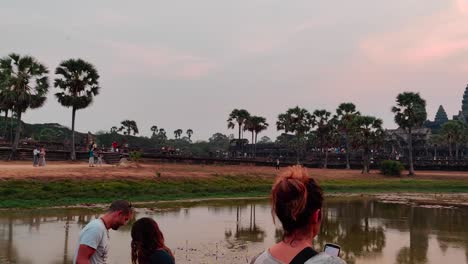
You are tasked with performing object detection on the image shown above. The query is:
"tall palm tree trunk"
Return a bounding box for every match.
[2,110,8,138]
[448,141,453,158]
[251,131,254,156]
[324,147,329,169]
[71,108,76,160]
[408,128,415,176]
[10,111,22,160]
[361,150,367,174]
[345,133,351,169]
[254,132,258,158]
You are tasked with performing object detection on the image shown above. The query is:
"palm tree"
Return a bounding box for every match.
[119,120,139,135]
[150,125,158,137]
[243,118,255,152]
[350,116,384,174]
[312,109,337,168]
[392,92,427,175]
[439,120,468,159]
[0,86,13,139]
[54,59,100,160]
[159,128,166,139]
[186,129,193,141]
[277,106,313,163]
[0,53,49,159]
[174,129,183,139]
[227,109,251,142]
[248,116,269,157]
[336,103,360,169]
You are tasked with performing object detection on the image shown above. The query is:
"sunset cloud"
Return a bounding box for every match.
[108,42,217,80]
[359,0,468,69]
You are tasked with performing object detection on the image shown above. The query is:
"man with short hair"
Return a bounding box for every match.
[73,200,133,264]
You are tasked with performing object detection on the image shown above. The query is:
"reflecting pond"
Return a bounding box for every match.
[0,197,467,264]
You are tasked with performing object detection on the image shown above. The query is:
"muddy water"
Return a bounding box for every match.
[0,197,467,264]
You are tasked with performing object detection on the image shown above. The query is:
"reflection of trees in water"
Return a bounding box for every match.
[225,204,266,249]
[0,217,22,264]
[423,206,468,264]
[392,206,430,264]
[0,210,101,264]
[363,200,468,264]
[316,199,385,264]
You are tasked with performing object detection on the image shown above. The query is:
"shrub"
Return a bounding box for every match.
[129,151,143,163]
[380,160,404,176]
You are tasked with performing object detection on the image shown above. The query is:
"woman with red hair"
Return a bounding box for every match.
[251,166,346,264]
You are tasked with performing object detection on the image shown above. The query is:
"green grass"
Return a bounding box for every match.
[0,176,467,208]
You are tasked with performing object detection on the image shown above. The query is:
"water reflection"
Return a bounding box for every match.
[0,198,466,264]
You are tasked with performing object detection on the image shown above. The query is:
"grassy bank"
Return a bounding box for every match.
[1,176,468,208]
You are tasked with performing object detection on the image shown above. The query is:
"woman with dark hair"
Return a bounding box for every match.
[131,217,175,264]
[251,166,346,264]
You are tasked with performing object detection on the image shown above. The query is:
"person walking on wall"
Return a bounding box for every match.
[33,146,40,167]
[39,147,46,167]
[89,147,95,167]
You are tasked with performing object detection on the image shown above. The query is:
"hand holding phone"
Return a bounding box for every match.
[324,243,340,257]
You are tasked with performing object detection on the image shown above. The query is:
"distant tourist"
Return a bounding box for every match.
[89,148,95,167]
[97,150,104,167]
[39,147,46,167]
[73,200,133,264]
[250,166,346,264]
[275,158,280,170]
[112,141,118,152]
[33,147,40,167]
[131,217,175,264]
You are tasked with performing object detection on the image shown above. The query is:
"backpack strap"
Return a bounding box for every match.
[289,247,318,264]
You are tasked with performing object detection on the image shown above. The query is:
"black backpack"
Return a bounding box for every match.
[289,247,318,264]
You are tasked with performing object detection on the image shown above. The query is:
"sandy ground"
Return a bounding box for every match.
[1,160,468,181]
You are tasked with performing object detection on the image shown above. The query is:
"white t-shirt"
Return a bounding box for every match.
[73,218,109,264]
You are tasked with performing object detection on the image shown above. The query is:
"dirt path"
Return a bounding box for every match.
[1,161,468,181]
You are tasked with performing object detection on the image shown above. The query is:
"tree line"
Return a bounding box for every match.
[1,53,466,174]
[0,54,100,160]
[227,92,467,175]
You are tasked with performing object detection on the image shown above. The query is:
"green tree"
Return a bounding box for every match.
[208,132,230,152]
[174,129,183,139]
[110,126,118,133]
[350,116,384,174]
[392,92,427,175]
[227,109,251,142]
[150,125,158,137]
[0,53,49,159]
[119,120,139,135]
[277,106,313,163]
[0,80,13,139]
[312,109,338,168]
[157,128,167,142]
[336,102,360,169]
[439,120,468,159]
[186,129,193,141]
[54,58,100,160]
[252,116,268,157]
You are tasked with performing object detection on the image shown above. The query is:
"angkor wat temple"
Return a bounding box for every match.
[383,85,468,160]
[424,84,468,132]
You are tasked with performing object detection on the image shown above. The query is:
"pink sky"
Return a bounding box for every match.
[1,0,467,139]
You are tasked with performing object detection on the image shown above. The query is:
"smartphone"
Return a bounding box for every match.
[324,243,341,257]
